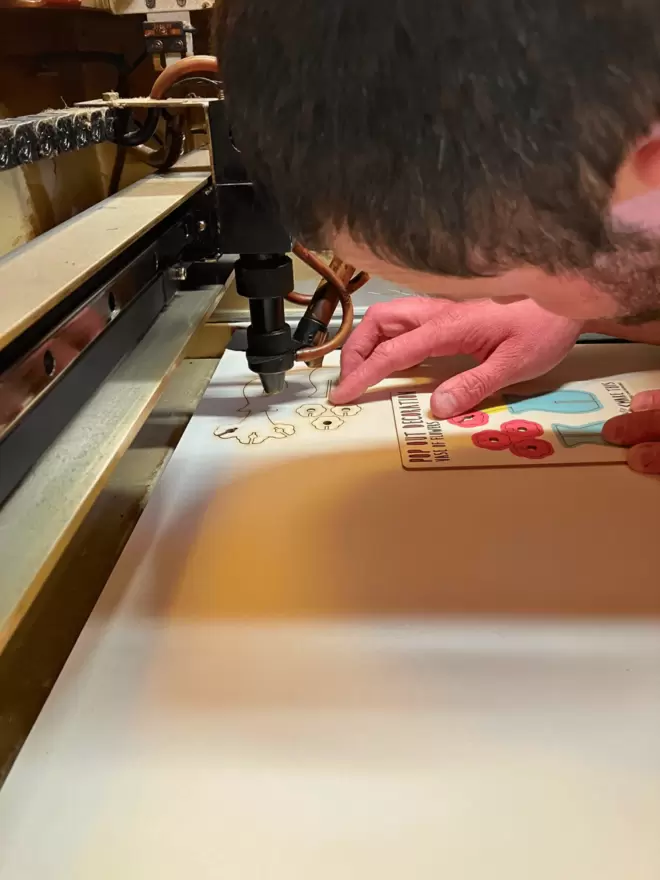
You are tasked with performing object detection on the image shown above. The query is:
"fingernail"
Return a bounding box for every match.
[631,391,660,412]
[432,391,458,418]
[328,385,344,404]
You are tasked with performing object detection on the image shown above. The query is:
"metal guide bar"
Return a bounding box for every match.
[0,282,226,652]
[0,161,210,350]
[0,218,187,454]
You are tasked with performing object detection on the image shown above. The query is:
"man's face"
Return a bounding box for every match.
[333,140,660,323]
[333,232,620,320]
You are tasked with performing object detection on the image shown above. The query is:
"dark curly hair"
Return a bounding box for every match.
[214,0,660,309]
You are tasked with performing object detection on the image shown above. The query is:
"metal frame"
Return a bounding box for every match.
[0,280,228,652]
[0,183,220,507]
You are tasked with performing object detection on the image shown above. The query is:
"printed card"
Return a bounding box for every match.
[391,371,660,469]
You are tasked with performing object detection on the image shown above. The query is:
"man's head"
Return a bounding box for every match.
[214,0,660,321]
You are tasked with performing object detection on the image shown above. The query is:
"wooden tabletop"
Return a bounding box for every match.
[1,343,660,879]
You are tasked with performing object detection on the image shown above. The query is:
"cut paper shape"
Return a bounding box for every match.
[509,438,555,460]
[296,403,328,419]
[472,427,555,460]
[500,419,544,438]
[472,430,512,451]
[312,415,344,431]
[552,421,611,448]
[448,411,489,428]
[504,389,603,415]
[331,404,362,418]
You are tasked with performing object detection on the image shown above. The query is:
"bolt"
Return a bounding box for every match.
[169,265,187,282]
[151,39,164,52]
[197,220,207,233]
[176,0,186,6]
[144,0,155,7]
[172,39,185,51]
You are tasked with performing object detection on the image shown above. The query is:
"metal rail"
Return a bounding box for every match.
[0,281,226,651]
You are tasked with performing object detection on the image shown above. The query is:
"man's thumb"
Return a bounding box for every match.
[430,360,515,419]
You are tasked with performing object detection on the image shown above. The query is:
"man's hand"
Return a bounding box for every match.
[330,298,583,417]
[602,391,660,474]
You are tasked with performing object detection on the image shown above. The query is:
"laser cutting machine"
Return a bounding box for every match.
[0,56,378,624]
[3,41,660,880]
[0,47,412,789]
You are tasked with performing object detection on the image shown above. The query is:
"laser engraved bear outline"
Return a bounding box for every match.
[215,368,362,445]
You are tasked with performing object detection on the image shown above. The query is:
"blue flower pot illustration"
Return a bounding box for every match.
[504,389,603,415]
[552,421,612,448]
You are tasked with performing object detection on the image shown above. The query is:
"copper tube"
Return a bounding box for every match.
[292,243,358,361]
[298,258,354,367]
[129,122,184,172]
[287,256,349,306]
[287,268,368,306]
[149,56,220,99]
[147,57,219,172]
[285,290,313,306]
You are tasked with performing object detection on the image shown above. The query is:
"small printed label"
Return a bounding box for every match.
[391,391,452,469]
[389,376,651,471]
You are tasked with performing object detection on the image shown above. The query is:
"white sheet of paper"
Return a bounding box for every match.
[208,352,400,461]
[209,352,660,471]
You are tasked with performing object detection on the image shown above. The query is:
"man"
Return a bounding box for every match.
[214,0,660,473]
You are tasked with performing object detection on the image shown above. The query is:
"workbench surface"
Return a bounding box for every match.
[1,344,660,879]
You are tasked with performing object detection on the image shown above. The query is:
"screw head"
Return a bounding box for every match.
[144,0,155,7]
[197,220,207,233]
[169,265,187,282]
[176,0,186,6]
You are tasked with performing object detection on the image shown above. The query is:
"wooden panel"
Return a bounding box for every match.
[1,344,660,879]
[0,166,209,348]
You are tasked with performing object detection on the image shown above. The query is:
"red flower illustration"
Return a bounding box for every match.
[472,429,512,451]
[448,410,489,428]
[510,438,555,459]
[500,419,543,439]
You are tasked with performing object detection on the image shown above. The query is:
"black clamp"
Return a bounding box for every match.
[143,21,196,68]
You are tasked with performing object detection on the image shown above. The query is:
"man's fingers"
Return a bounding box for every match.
[631,390,660,412]
[339,313,388,379]
[430,349,520,418]
[602,409,660,446]
[627,443,660,474]
[339,299,446,378]
[331,323,441,404]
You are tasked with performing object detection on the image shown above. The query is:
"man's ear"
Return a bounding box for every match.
[632,126,660,189]
[613,126,660,203]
